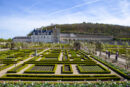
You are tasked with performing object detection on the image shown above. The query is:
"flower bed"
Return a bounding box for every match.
[0,82,129,87]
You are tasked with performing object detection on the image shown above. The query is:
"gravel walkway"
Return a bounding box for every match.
[71,64,79,75]
[17,64,33,74]
[96,51,126,63]
[0,48,49,77]
[88,55,125,80]
[55,64,62,74]
[59,52,63,61]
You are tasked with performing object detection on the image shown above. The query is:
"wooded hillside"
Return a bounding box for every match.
[29,22,130,37]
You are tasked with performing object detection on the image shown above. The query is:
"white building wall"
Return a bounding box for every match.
[30,35,53,42]
[13,39,30,42]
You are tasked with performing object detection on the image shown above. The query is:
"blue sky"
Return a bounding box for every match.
[0,0,130,39]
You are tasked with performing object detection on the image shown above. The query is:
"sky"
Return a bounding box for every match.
[0,0,130,39]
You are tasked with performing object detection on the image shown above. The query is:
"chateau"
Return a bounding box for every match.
[13,27,60,43]
[60,33,113,42]
[13,27,113,43]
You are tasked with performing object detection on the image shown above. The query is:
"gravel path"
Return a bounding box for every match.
[59,52,63,61]
[0,48,49,77]
[17,64,33,74]
[96,51,126,63]
[55,64,62,74]
[36,57,42,61]
[0,48,9,51]
[88,55,125,80]
[71,64,79,75]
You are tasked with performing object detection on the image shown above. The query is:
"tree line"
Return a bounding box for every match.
[31,22,130,38]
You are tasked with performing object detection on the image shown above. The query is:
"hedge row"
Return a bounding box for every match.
[69,50,78,58]
[91,55,130,80]
[0,77,120,81]
[25,61,88,64]
[62,50,70,61]
[1,74,120,81]
[43,53,60,58]
[62,64,73,74]
[7,64,28,73]
[24,64,57,74]
[80,50,127,76]
[0,64,14,71]
[0,64,6,69]
[5,74,118,77]
[77,64,110,74]
[79,50,91,59]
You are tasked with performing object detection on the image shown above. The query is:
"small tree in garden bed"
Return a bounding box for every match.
[74,42,81,51]
[123,42,130,69]
[96,42,104,57]
[125,50,130,70]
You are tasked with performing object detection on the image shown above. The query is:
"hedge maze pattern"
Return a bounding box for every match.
[0,49,129,81]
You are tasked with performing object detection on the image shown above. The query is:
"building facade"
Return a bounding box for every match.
[13,27,113,43]
[13,37,31,42]
[13,27,60,43]
[60,33,113,42]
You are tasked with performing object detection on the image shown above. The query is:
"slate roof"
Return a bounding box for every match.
[32,29,53,35]
[13,36,30,39]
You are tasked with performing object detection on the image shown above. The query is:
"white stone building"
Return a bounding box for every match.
[60,33,113,42]
[13,37,31,42]
[13,27,60,43]
[13,27,113,43]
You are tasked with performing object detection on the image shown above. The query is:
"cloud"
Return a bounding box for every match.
[0,0,130,39]
[46,0,102,16]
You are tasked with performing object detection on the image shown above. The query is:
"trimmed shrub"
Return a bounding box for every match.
[24,64,57,74]
[1,74,120,81]
[62,64,73,74]
[77,64,110,74]
[91,55,130,80]
[7,64,28,73]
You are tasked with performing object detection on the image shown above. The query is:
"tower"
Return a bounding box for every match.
[53,26,60,43]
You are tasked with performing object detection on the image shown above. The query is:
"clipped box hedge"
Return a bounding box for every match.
[77,64,110,74]
[91,55,130,80]
[0,64,14,71]
[24,64,57,74]
[1,74,120,81]
[62,64,73,74]
[7,64,28,73]
[25,61,88,64]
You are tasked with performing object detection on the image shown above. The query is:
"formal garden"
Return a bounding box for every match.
[0,42,129,86]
